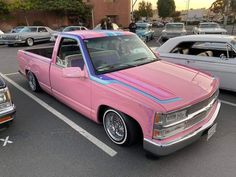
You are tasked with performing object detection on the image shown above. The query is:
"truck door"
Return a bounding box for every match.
[50,37,92,117]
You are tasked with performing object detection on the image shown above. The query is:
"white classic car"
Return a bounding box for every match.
[193,22,227,34]
[155,35,236,91]
[161,23,187,40]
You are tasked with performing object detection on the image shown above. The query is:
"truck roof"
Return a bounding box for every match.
[64,30,133,39]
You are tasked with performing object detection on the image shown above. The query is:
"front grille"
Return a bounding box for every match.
[187,90,219,115]
[185,90,218,128]
[2,36,17,40]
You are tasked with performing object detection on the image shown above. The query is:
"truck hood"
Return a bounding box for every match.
[104,61,217,111]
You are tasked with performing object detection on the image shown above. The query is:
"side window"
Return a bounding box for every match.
[56,37,84,69]
[38,27,48,32]
[29,27,37,32]
[170,42,192,55]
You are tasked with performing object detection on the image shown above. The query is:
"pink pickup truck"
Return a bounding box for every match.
[17,30,221,156]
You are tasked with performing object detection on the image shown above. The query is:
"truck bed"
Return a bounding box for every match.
[24,46,54,59]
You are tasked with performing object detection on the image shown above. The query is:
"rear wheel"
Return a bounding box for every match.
[103,109,138,146]
[26,38,34,46]
[27,71,40,92]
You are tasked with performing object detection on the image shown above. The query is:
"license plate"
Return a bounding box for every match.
[207,123,217,141]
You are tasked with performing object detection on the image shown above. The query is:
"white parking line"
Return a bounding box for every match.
[0,73,117,157]
[220,100,236,107]
[4,72,19,76]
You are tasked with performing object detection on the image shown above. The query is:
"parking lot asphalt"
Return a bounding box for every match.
[0,40,236,177]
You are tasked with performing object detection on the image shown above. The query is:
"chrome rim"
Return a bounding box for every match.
[28,72,36,91]
[27,38,33,46]
[103,110,126,143]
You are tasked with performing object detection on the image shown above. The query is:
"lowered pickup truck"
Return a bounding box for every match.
[17,30,221,156]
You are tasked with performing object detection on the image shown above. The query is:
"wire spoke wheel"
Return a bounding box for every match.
[103,109,127,144]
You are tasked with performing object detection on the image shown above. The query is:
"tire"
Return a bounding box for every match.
[27,71,40,92]
[103,109,138,146]
[26,38,34,46]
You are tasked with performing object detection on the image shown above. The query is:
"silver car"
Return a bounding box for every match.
[0,26,55,46]
[161,23,187,40]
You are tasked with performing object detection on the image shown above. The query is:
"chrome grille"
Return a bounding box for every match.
[2,35,17,40]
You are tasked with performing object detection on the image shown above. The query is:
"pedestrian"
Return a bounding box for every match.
[129,19,137,33]
[101,18,107,30]
[107,17,113,30]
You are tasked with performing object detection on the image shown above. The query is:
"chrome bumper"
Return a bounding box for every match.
[0,104,16,124]
[144,101,221,156]
[0,40,25,45]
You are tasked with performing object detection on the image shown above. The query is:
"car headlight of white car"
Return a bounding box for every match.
[0,87,13,111]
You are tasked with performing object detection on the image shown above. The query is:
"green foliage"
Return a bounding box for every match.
[157,0,176,18]
[0,0,10,15]
[210,0,236,14]
[137,0,153,18]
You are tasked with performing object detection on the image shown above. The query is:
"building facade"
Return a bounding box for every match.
[83,0,131,28]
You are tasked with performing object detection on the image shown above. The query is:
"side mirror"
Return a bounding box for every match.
[220,54,227,60]
[62,67,86,78]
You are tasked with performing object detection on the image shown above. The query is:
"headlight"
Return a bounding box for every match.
[0,88,12,110]
[153,110,187,139]
[15,36,19,40]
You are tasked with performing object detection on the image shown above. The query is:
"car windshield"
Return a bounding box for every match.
[166,24,183,29]
[19,27,37,33]
[136,24,149,30]
[63,27,80,32]
[11,27,24,33]
[84,35,158,74]
[199,24,220,28]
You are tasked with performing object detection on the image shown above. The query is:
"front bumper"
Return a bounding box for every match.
[0,40,25,45]
[144,101,221,156]
[0,104,16,125]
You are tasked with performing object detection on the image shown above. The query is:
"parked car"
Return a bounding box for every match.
[135,22,155,42]
[152,20,164,28]
[155,35,236,91]
[0,26,55,47]
[17,30,220,156]
[193,22,227,34]
[93,23,120,30]
[50,26,88,42]
[0,76,16,128]
[161,23,187,41]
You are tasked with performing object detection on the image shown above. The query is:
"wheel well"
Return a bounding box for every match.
[97,105,143,140]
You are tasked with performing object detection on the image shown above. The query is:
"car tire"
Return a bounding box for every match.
[103,109,138,146]
[27,71,40,92]
[26,38,34,46]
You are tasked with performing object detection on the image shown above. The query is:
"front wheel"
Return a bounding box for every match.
[103,109,138,146]
[27,71,40,92]
[26,38,34,46]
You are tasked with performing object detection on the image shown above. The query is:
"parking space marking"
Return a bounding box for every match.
[0,136,13,147]
[220,100,236,107]
[4,72,19,76]
[0,73,117,157]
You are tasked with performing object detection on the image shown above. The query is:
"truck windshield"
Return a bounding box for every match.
[84,35,158,74]
[199,24,220,28]
[166,24,184,30]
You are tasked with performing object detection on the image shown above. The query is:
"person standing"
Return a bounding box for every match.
[129,19,137,33]
[101,18,107,30]
[107,17,113,30]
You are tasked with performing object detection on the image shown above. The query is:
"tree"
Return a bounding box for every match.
[210,0,236,14]
[157,0,176,18]
[137,1,153,19]
[0,0,10,19]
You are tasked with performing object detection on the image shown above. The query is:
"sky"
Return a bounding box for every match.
[134,0,216,10]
